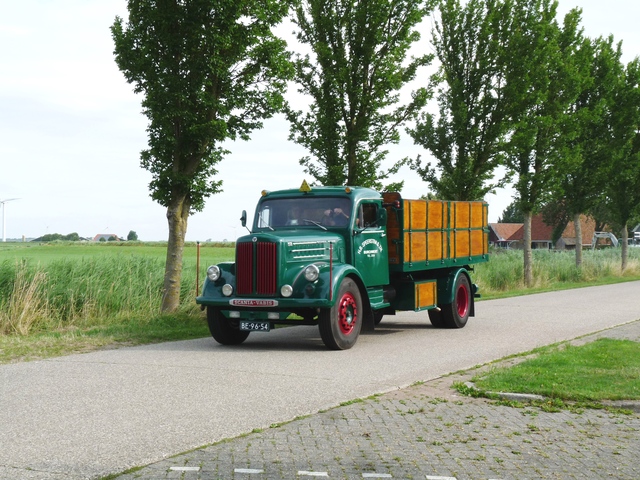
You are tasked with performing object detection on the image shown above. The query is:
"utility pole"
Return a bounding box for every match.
[1,198,20,242]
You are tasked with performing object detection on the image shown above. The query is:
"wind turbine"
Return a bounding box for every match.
[1,198,20,242]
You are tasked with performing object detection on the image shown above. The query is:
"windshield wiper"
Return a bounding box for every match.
[303,219,327,231]
[257,212,274,231]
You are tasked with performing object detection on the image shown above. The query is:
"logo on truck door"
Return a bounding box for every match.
[357,238,383,258]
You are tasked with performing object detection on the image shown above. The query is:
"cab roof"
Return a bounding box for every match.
[258,185,382,202]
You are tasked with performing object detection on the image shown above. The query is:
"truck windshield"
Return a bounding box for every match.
[255,197,353,230]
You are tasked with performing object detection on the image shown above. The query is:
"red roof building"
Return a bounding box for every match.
[490,214,598,250]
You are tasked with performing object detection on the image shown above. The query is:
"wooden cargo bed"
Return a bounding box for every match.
[383,192,489,272]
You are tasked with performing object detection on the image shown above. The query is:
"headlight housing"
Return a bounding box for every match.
[304,264,320,282]
[222,284,233,296]
[207,265,221,281]
[280,284,293,297]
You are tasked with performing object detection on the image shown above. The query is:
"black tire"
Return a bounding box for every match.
[319,277,363,350]
[440,274,471,328]
[206,307,250,345]
[428,309,447,328]
[373,311,384,325]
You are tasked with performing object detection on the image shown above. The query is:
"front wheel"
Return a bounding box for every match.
[207,307,250,345]
[440,274,471,328]
[319,277,363,350]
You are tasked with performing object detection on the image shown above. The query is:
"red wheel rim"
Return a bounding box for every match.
[337,292,358,335]
[456,282,469,318]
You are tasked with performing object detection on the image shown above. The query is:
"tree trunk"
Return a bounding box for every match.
[574,213,582,269]
[621,223,629,272]
[162,194,190,312]
[523,210,533,287]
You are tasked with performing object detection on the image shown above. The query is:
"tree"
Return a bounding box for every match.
[63,232,80,241]
[287,0,435,190]
[408,0,513,200]
[127,230,139,241]
[554,35,622,268]
[604,57,640,271]
[498,201,524,223]
[502,1,585,287]
[112,0,293,312]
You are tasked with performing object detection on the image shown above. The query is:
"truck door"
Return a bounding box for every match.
[353,201,389,287]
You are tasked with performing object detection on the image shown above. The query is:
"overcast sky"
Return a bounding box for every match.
[1,1,639,242]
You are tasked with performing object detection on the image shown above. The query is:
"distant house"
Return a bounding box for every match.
[93,234,121,242]
[490,214,598,250]
[555,215,597,249]
[488,223,523,248]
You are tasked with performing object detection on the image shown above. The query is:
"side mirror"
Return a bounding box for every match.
[377,208,387,227]
[240,210,247,228]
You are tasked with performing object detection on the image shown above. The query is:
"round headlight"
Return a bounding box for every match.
[281,284,293,297]
[207,265,221,281]
[222,284,233,296]
[304,264,320,282]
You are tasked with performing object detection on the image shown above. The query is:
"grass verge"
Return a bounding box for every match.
[455,338,640,407]
[0,311,209,364]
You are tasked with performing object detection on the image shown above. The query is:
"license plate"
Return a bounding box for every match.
[239,321,270,332]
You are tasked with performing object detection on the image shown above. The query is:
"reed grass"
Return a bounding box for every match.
[0,254,203,336]
[474,247,640,297]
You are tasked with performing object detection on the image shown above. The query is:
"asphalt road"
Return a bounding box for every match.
[1,281,639,479]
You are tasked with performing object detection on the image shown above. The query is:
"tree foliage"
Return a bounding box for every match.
[498,201,524,223]
[35,233,81,242]
[287,0,435,190]
[501,1,585,285]
[604,57,640,270]
[112,0,293,311]
[409,0,512,200]
[552,36,622,267]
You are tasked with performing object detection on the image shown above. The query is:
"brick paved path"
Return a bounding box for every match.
[114,376,639,479]
[111,321,640,480]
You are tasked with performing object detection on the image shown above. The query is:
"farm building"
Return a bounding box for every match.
[490,214,599,250]
[92,234,122,242]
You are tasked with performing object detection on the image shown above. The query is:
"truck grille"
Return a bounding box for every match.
[236,241,277,296]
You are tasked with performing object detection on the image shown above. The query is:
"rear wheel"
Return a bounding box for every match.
[440,274,471,328]
[207,307,250,345]
[319,278,363,350]
[428,309,446,328]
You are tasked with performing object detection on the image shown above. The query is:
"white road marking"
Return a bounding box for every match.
[234,468,265,474]
[363,474,392,478]
[426,476,457,480]
[169,466,200,471]
[298,471,329,477]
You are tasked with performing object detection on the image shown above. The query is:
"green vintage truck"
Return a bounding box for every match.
[196,182,489,350]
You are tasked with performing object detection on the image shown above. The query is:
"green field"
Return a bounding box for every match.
[0,241,639,363]
[0,241,234,266]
